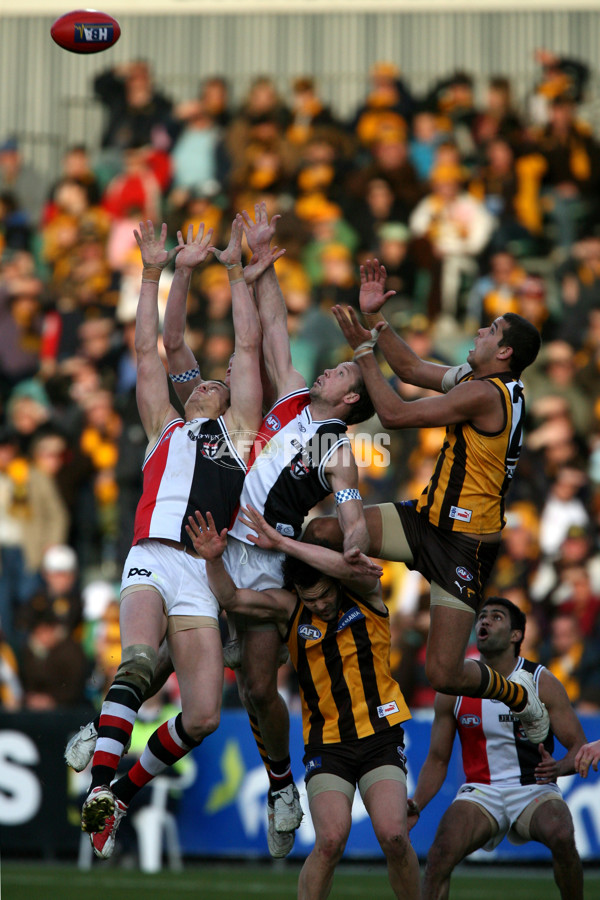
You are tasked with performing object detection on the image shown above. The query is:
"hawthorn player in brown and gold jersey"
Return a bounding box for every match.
[187,505,419,900]
[308,260,548,750]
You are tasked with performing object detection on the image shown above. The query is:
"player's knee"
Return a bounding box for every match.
[183,708,221,744]
[116,644,158,697]
[425,656,463,694]
[314,828,347,865]
[425,840,454,879]
[243,671,278,710]
[547,821,577,858]
[379,829,411,862]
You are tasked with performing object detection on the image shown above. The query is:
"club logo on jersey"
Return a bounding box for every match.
[305,756,322,773]
[336,607,364,632]
[291,457,310,479]
[265,414,281,432]
[459,714,481,727]
[276,523,295,537]
[455,566,474,581]
[298,422,306,432]
[298,624,322,640]
[159,430,174,447]
[200,439,222,459]
[127,567,152,578]
[377,700,399,718]
[449,505,472,523]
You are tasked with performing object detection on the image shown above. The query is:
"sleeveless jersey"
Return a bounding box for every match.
[454,657,554,786]
[416,371,525,533]
[133,416,246,551]
[285,585,411,747]
[228,389,350,543]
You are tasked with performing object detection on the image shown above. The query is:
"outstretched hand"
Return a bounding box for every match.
[243,246,286,284]
[237,505,282,550]
[359,258,396,314]
[210,214,244,267]
[241,201,281,255]
[185,510,228,560]
[406,798,420,833]
[331,305,374,351]
[575,739,600,778]
[343,546,384,579]
[134,220,182,269]
[175,223,214,270]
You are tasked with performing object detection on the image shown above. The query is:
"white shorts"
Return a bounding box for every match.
[121,540,219,619]
[453,781,564,851]
[222,536,286,591]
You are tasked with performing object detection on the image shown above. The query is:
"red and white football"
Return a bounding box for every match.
[51,9,121,54]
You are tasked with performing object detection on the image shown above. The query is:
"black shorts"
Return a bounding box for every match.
[395,500,499,612]
[303,726,407,787]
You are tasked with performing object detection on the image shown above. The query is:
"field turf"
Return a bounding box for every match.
[3,862,600,900]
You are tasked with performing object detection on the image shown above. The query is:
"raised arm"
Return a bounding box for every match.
[242,201,305,398]
[163,223,213,406]
[237,505,383,598]
[408,693,458,831]
[534,670,587,782]
[210,215,263,440]
[332,305,496,432]
[323,444,370,555]
[185,510,295,623]
[355,259,453,391]
[133,221,182,446]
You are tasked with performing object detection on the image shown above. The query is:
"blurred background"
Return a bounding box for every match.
[2,0,600,873]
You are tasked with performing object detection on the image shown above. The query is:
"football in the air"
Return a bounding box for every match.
[50,9,121,53]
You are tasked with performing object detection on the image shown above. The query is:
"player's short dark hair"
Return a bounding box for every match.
[498,312,542,376]
[282,554,324,592]
[482,596,526,656]
[345,370,375,426]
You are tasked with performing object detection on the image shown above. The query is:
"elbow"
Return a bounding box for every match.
[378,410,400,430]
[162,333,184,355]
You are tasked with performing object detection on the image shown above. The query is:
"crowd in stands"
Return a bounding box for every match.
[1,48,600,719]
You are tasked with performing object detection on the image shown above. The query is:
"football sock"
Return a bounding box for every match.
[474,661,527,711]
[268,754,293,793]
[112,713,199,806]
[248,713,271,775]
[90,681,144,790]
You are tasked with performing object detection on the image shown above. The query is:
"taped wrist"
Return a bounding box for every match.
[116,644,158,695]
[353,325,387,360]
[169,365,201,383]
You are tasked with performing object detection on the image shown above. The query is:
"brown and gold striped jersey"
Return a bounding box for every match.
[285,586,411,747]
[416,371,525,534]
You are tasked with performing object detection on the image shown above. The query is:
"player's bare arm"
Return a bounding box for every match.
[238,504,383,598]
[534,670,587,782]
[133,220,182,448]
[163,222,214,406]
[185,509,294,626]
[356,258,452,390]
[242,201,305,398]
[211,216,263,444]
[324,444,370,555]
[409,693,458,830]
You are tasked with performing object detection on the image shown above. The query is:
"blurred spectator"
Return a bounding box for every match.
[538,465,591,558]
[535,96,600,250]
[169,98,222,203]
[199,75,231,129]
[0,137,48,227]
[286,77,339,149]
[0,276,45,392]
[409,107,444,181]
[425,70,479,161]
[0,626,22,709]
[19,605,88,709]
[473,76,523,147]
[17,543,82,639]
[556,235,600,349]
[0,425,68,646]
[529,48,590,126]
[351,61,415,147]
[409,162,495,317]
[531,523,600,607]
[540,612,600,704]
[466,250,525,327]
[93,61,174,152]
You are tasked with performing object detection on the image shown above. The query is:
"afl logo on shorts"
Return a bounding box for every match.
[265,414,281,432]
[298,624,322,640]
[456,566,474,581]
[459,714,481,727]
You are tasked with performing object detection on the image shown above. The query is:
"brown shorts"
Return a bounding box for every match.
[393,500,499,612]
[303,726,407,790]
